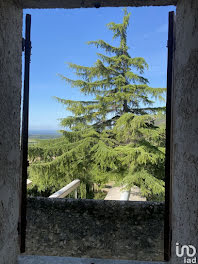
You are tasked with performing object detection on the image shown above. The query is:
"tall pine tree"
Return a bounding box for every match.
[28,9,166,201]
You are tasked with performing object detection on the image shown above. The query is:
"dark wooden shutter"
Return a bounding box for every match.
[164,11,175,261]
[19,14,32,253]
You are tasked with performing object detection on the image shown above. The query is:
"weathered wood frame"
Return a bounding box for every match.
[164,11,175,261]
[20,14,31,254]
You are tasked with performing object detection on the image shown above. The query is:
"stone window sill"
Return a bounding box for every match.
[18,255,164,264]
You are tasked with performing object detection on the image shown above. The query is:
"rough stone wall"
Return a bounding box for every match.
[171,0,198,263]
[25,198,164,261]
[0,1,197,263]
[0,1,22,264]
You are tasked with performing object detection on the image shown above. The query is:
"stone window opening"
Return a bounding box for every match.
[18,3,176,260]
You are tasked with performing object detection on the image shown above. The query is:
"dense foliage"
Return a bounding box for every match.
[28,9,166,201]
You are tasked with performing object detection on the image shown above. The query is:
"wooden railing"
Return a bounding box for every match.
[120,189,130,201]
[49,179,80,199]
[27,179,32,187]
[120,185,130,201]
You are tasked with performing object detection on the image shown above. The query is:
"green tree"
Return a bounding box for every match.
[28,9,166,201]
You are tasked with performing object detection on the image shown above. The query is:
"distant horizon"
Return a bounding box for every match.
[29,129,62,134]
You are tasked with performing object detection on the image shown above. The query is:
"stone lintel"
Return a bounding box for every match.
[22,0,177,9]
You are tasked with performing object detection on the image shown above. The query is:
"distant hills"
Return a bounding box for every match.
[29,130,61,140]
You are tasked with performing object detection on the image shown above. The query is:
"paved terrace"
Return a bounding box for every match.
[104,186,146,201]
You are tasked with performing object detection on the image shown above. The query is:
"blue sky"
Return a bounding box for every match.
[23,6,175,131]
